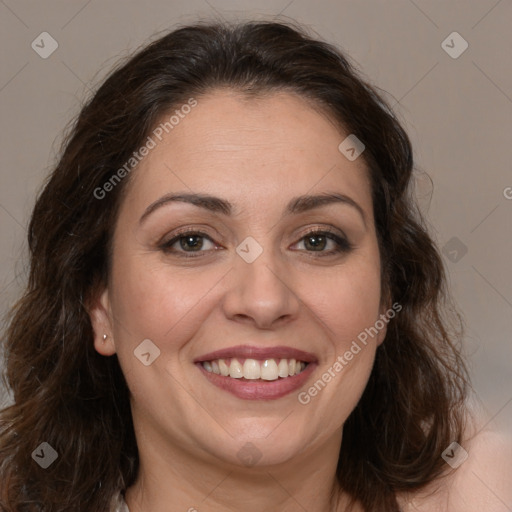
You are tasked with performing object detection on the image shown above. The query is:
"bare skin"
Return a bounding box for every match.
[89,90,512,512]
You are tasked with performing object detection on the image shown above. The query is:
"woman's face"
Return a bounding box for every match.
[92,89,388,468]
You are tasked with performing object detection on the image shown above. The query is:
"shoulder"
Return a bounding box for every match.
[398,428,512,511]
[447,429,512,510]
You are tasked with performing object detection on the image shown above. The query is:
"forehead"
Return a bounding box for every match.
[122,89,373,218]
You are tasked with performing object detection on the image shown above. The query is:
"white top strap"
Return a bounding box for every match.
[112,493,130,512]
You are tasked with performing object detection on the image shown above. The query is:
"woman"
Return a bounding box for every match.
[1,19,509,512]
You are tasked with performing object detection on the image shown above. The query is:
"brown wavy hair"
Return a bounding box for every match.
[0,19,469,512]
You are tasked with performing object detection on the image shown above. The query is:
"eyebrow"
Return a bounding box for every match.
[139,192,367,226]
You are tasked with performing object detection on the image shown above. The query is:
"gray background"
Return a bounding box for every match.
[1,0,511,436]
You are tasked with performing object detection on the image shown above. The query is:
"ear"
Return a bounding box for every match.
[88,287,117,356]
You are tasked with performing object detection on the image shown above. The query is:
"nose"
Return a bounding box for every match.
[221,248,301,330]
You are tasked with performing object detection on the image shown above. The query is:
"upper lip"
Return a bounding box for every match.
[194,345,318,363]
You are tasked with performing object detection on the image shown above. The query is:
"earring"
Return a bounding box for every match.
[103,334,108,341]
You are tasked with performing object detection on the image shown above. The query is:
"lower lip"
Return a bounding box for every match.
[196,362,317,400]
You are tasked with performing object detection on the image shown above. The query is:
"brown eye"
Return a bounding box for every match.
[303,233,328,251]
[293,229,353,256]
[178,234,205,251]
[160,231,218,257]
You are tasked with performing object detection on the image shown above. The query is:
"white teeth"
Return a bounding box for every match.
[201,357,309,380]
[229,358,243,378]
[243,359,261,379]
[219,359,230,376]
[278,358,289,378]
[261,359,279,380]
[211,360,220,375]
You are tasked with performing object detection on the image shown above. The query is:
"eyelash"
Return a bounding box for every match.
[158,227,354,259]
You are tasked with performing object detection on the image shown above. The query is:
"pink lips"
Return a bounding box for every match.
[194,344,318,364]
[194,344,318,401]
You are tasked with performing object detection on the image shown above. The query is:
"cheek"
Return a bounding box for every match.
[297,269,382,429]
[109,254,224,350]
[107,258,217,409]
[304,258,383,348]
[295,248,383,415]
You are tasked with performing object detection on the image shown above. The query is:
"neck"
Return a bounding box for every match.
[124,421,349,512]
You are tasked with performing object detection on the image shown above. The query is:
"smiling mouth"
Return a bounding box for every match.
[194,344,317,399]
[200,357,309,380]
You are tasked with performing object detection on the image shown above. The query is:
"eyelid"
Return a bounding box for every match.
[158,227,221,252]
[297,225,347,241]
[291,226,354,254]
[158,224,354,258]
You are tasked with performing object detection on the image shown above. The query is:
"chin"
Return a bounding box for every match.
[201,422,310,468]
